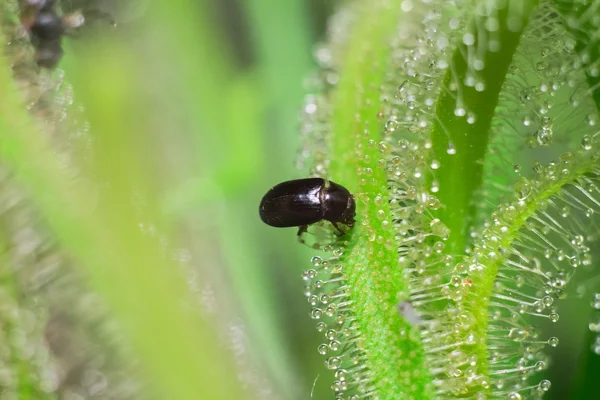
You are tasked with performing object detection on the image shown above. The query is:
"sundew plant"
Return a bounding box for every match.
[1,0,600,400]
[299,0,600,399]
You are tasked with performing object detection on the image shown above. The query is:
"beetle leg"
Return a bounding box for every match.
[297,225,308,236]
[82,9,117,27]
[332,222,345,236]
[62,11,85,31]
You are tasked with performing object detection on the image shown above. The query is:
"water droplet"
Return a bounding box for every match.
[385,119,399,132]
[430,160,440,169]
[311,256,322,267]
[379,141,390,154]
[326,356,342,370]
[535,361,546,371]
[447,143,456,155]
[587,114,597,126]
[534,127,553,146]
[581,135,593,150]
[591,293,600,309]
[463,33,475,45]
[318,344,328,355]
[538,380,551,391]
[329,340,341,351]
[507,392,522,400]
[549,312,560,322]
[548,337,559,347]
[515,179,532,200]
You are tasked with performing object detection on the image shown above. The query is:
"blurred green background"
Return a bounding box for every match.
[64,0,343,398]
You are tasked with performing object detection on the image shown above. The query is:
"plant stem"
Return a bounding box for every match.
[430,0,539,254]
[329,2,434,397]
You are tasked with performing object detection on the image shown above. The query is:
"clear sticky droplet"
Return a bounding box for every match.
[447,143,456,155]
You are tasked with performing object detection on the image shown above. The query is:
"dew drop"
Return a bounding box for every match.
[549,312,560,323]
[587,114,597,126]
[591,293,600,309]
[542,296,554,307]
[534,127,553,146]
[379,141,390,154]
[385,119,399,132]
[507,392,521,400]
[326,356,342,370]
[514,179,532,200]
[463,33,475,45]
[538,380,551,391]
[329,340,341,351]
[548,337,559,347]
[581,135,593,151]
[430,160,440,169]
[447,143,456,155]
[318,344,329,355]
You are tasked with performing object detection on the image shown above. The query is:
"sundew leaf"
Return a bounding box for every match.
[299,0,600,398]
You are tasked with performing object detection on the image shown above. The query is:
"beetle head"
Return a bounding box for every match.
[341,195,356,227]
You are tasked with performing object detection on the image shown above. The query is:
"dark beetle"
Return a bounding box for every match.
[20,0,92,69]
[21,0,70,68]
[259,178,356,235]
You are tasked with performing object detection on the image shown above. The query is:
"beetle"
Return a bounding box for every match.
[259,178,356,236]
[20,0,82,69]
[19,0,103,69]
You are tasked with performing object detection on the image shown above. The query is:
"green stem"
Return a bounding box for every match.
[431,0,539,254]
[329,2,433,397]
[468,158,598,386]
